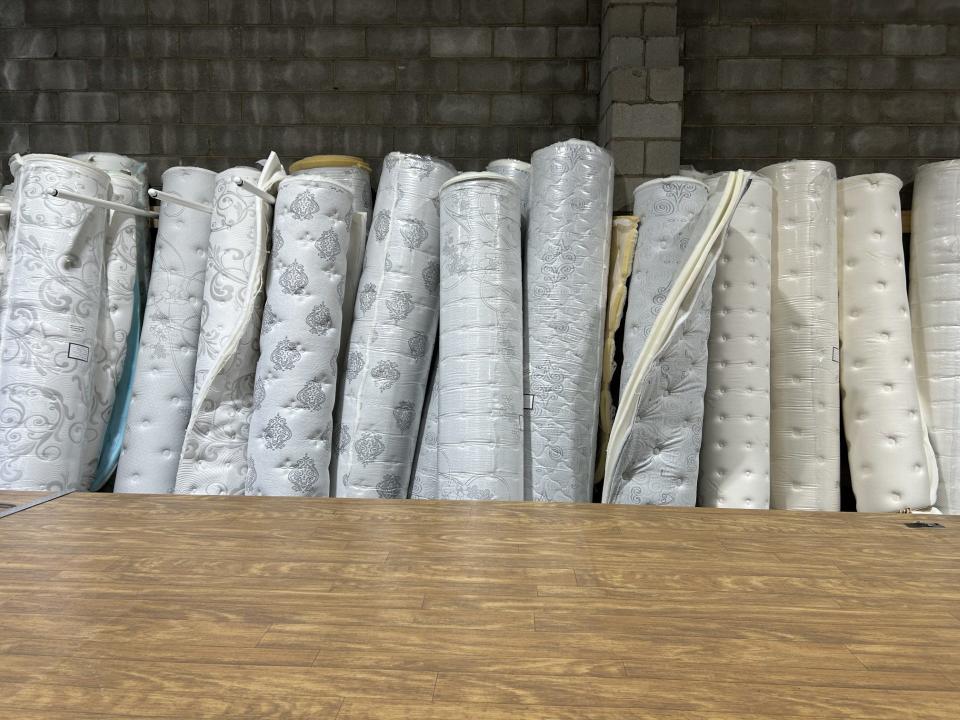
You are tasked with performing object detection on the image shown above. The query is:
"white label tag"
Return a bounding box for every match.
[523,394,534,410]
[832,346,840,363]
[67,343,90,362]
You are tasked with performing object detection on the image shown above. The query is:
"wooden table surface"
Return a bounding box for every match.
[1,491,958,719]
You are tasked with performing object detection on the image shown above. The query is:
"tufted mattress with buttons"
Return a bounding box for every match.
[174,156,284,496]
[0,154,111,491]
[839,174,938,513]
[911,160,960,514]
[595,215,639,485]
[525,139,614,503]
[605,171,747,505]
[335,153,456,500]
[437,172,524,501]
[246,177,353,497]
[759,160,840,512]
[116,167,217,494]
[699,173,773,509]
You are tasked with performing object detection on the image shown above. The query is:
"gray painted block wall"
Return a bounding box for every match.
[0,0,601,184]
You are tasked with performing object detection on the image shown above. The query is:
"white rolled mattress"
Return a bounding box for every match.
[487,159,531,226]
[409,368,439,500]
[247,177,353,496]
[335,153,455,499]
[839,173,936,513]
[0,154,111,491]
[698,174,773,509]
[437,172,524,501]
[910,160,960,514]
[175,158,283,495]
[758,160,840,511]
[606,172,747,504]
[116,167,217,493]
[525,139,613,502]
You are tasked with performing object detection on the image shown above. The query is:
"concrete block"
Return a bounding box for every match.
[648,66,684,101]
[526,0,587,25]
[116,28,179,58]
[645,36,679,68]
[241,28,304,57]
[817,25,882,55]
[394,126,458,156]
[180,93,242,123]
[606,138,644,173]
[335,0,397,24]
[558,27,599,58]
[150,125,211,155]
[429,93,491,124]
[612,102,681,139]
[58,28,114,57]
[0,29,56,58]
[751,25,815,56]
[883,24,948,56]
[494,27,556,58]
[713,126,778,158]
[29,124,86,154]
[918,0,960,23]
[430,27,492,57]
[88,124,150,154]
[397,59,458,90]
[603,6,645,47]
[146,0,208,23]
[847,0,918,21]
[335,60,396,90]
[601,37,644,80]
[0,0,23,27]
[600,67,647,110]
[461,0,522,24]
[365,93,429,124]
[644,5,677,35]
[911,58,960,89]
[397,0,460,24]
[304,28,365,57]
[492,94,553,123]
[459,60,521,91]
[304,93,366,123]
[150,60,206,91]
[645,139,681,174]
[2,59,87,90]
[909,126,960,156]
[522,60,586,91]
[179,27,242,58]
[455,125,518,156]
[209,0,271,24]
[366,27,429,57]
[25,0,88,25]
[844,126,910,156]
[118,92,179,123]
[243,93,303,124]
[91,0,146,24]
[847,57,912,89]
[0,124,28,153]
[779,126,842,157]
[270,0,334,24]
[0,92,59,122]
[682,59,716,91]
[681,25,750,58]
[782,58,847,90]
[87,58,148,90]
[680,126,711,159]
[554,94,598,124]
[60,91,118,122]
[879,91,946,123]
[817,91,879,123]
[717,59,781,90]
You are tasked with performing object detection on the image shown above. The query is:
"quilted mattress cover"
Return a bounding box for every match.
[910,159,960,514]
[78,171,141,487]
[409,367,439,500]
[621,177,709,395]
[605,171,747,504]
[595,215,639,484]
[487,159,531,226]
[175,155,285,495]
[0,185,11,315]
[838,173,937,512]
[116,167,217,493]
[247,177,353,496]
[437,172,524,501]
[335,152,455,499]
[758,160,840,511]
[525,139,613,502]
[698,173,773,509]
[0,154,111,491]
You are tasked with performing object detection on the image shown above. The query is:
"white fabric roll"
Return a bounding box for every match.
[409,367,439,500]
[175,157,285,495]
[487,159,531,226]
[78,172,141,486]
[291,164,372,221]
[335,153,455,499]
[911,160,960,514]
[698,174,773,509]
[525,139,613,503]
[621,177,709,394]
[437,172,524,501]
[116,167,217,494]
[605,171,748,505]
[247,177,353,496]
[0,186,11,308]
[839,173,937,513]
[758,160,840,511]
[0,154,111,491]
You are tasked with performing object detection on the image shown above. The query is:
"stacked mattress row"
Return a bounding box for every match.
[0,152,149,492]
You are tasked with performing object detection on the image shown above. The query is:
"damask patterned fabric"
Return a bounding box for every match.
[758,160,840,511]
[0,185,11,309]
[78,171,141,487]
[409,366,439,500]
[912,160,960,514]
[437,173,524,501]
[486,159,531,227]
[246,177,353,496]
[839,174,937,513]
[116,167,217,494]
[605,171,747,505]
[698,174,773,509]
[335,152,456,499]
[175,156,285,495]
[0,154,111,491]
[525,139,614,502]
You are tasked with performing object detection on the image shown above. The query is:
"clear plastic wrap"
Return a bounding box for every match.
[486,159,531,227]
[525,139,613,502]
[437,172,524,501]
[758,160,840,511]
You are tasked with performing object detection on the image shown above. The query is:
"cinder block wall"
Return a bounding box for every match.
[679,0,960,179]
[0,0,601,184]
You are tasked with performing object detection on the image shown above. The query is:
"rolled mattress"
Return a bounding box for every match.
[116,167,217,493]
[409,367,439,500]
[175,156,284,495]
[910,160,960,514]
[605,172,747,504]
[247,177,353,496]
[0,154,111,491]
[437,172,524,501]
[698,174,773,509]
[525,139,613,502]
[758,160,840,511]
[486,159,531,227]
[335,152,456,499]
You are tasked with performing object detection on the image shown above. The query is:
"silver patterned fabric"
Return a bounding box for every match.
[335,152,456,499]
[486,159,531,227]
[437,173,524,501]
[620,177,708,394]
[247,177,353,496]
[175,157,284,495]
[0,154,111,491]
[605,172,747,506]
[525,139,613,502]
[116,167,217,493]
[409,365,439,500]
